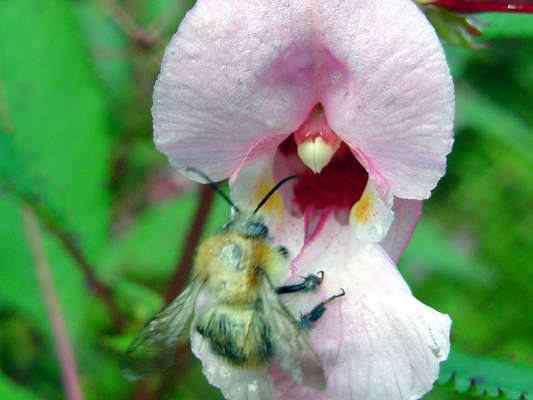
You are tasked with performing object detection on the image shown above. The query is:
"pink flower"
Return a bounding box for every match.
[153,0,454,399]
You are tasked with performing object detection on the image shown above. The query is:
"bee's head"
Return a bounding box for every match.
[222,214,269,240]
[185,167,296,240]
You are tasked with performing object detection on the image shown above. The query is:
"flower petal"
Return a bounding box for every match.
[230,149,305,257]
[381,199,423,263]
[153,0,454,192]
[350,179,394,243]
[153,0,317,180]
[276,217,451,400]
[317,0,454,199]
[191,331,273,400]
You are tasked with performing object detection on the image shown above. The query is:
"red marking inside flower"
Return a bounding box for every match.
[278,136,369,213]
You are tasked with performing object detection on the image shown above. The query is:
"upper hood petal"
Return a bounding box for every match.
[153,0,316,181]
[276,216,451,400]
[316,0,454,199]
[153,0,454,191]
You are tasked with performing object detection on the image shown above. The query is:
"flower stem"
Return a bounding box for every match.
[22,207,84,400]
[26,200,126,330]
[429,0,533,13]
[97,0,160,50]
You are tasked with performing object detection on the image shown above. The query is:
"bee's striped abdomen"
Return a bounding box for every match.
[196,306,273,367]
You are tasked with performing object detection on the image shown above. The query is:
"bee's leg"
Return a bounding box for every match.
[275,271,324,295]
[298,289,345,330]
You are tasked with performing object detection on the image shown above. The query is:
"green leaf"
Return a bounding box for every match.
[439,349,533,399]
[444,45,473,77]
[0,0,110,343]
[482,14,533,39]
[140,0,195,26]
[73,2,133,110]
[0,373,38,400]
[401,219,495,285]
[168,360,224,400]
[77,346,132,400]
[99,190,231,284]
[0,133,31,197]
[456,85,533,165]
[99,194,197,282]
[422,5,482,48]
[114,280,163,323]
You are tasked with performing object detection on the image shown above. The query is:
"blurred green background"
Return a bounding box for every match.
[0,1,532,399]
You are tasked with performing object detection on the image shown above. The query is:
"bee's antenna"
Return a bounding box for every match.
[253,175,298,215]
[185,167,240,212]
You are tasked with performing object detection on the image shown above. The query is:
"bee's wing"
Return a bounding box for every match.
[122,279,203,380]
[259,274,327,391]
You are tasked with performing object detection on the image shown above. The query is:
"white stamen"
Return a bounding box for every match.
[297,136,339,174]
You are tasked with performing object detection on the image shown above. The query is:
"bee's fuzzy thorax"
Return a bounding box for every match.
[193,223,288,305]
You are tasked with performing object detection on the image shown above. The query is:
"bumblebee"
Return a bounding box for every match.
[123,169,344,390]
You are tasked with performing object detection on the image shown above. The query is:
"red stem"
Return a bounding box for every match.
[431,0,533,13]
[97,0,160,49]
[165,185,215,303]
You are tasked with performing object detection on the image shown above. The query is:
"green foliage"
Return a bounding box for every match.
[438,350,533,399]
[0,0,116,398]
[0,373,38,400]
[0,0,532,399]
[456,85,533,164]
[73,1,133,111]
[138,0,196,32]
[423,9,533,47]
[163,361,224,400]
[99,195,197,282]
[0,1,111,247]
[401,219,495,285]
[0,0,110,336]
[482,14,533,39]
[416,27,533,400]
[421,5,482,48]
[0,132,31,197]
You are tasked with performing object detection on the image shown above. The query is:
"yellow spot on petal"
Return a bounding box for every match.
[351,189,374,225]
[253,175,284,219]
